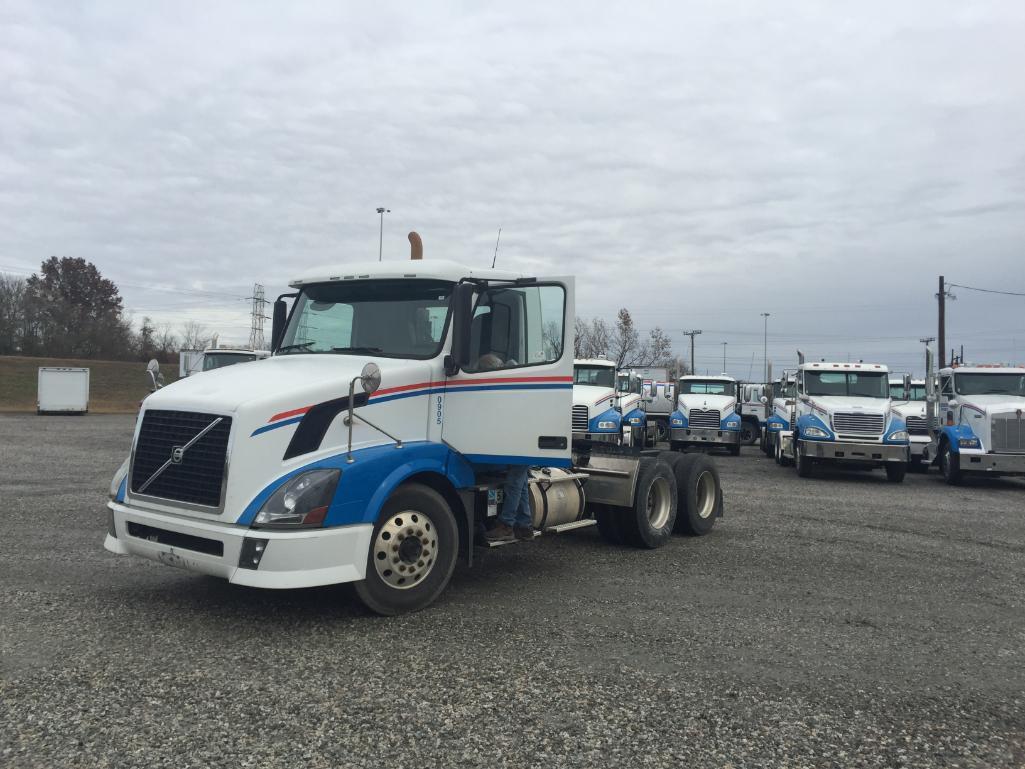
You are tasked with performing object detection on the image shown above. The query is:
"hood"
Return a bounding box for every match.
[617,392,642,412]
[146,354,432,416]
[805,396,889,415]
[573,384,616,412]
[678,393,736,413]
[957,394,1025,415]
[891,400,926,418]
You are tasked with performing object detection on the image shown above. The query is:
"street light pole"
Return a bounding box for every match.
[682,330,702,375]
[761,312,770,384]
[376,207,390,261]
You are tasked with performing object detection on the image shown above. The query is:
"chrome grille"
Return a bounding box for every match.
[572,405,590,432]
[130,410,232,508]
[831,412,885,435]
[905,416,929,436]
[688,409,720,429]
[992,414,1025,453]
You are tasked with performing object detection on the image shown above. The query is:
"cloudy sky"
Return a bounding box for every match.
[2,0,1024,375]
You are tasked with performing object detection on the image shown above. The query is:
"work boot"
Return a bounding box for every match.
[514,526,534,542]
[485,522,515,543]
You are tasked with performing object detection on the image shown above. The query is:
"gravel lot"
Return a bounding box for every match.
[2,413,1024,768]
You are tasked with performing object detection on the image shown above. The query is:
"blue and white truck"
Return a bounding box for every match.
[571,360,654,447]
[927,358,1025,484]
[761,371,796,461]
[104,237,723,615]
[669,375,743,456]
[890,375,930,471]
[777,354,910,481]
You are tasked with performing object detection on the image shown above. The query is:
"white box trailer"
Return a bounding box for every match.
[37,367,90,414]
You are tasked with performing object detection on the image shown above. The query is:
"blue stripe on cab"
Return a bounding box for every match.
[251,415,304,436]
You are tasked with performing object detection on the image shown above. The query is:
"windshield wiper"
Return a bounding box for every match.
[331,346,383,355]
[277,341,315,354]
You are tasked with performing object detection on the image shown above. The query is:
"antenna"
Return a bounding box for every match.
[491,227,502,268]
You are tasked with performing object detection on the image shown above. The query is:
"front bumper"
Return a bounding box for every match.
[671,427,741,445]
[104,501,373,589]
[957,451,1025,475]
[798,439,908,464]
[573,431,620,444]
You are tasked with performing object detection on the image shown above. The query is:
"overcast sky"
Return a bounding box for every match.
[2,0,1024,375]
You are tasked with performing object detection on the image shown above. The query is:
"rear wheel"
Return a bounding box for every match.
[353,483,458,616]
[939,442,963,485]
[885,463,907,483]
[660,452,721,536]
[740,421,758,445]
[621,458,677,549]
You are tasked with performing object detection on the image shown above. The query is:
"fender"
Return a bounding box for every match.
[795,412,834,441]
[720,412,742,431]
[236,440,475,527]
[622,406,647,427]
[588,406,622,433]
[764,414,787,432]
[939,424,980,454]
[670,409,687,428]
[882,416,909,444]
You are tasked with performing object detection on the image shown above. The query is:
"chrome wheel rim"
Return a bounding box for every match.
[372,510,438,590]
[695,470,716,519]
[647,476,672,530]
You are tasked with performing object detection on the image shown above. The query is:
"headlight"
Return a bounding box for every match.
[629,417,642,424]
[887,430,909,442]
[724,420,741,430]
[804,426,830,438]
[597,421,617,430]
[958,437,980,449]
[109,458,130,500]
[253,468,340,528]
[671,418,683,426]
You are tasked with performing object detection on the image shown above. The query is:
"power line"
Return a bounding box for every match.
[948,282,1025,298]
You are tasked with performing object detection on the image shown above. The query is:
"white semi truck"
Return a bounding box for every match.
[777,354,910,481]
[104,241,723,615]
[926,360,1025,484]
[669,375,743,456]
[572,359,653,446]
[761,371,796,459]
[738,382,767,446]
[889,376,930,471]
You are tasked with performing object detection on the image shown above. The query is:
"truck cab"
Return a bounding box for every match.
[930,365,1025,484]
[889,376,930,470]
[104,245,723,615]
[200,347,271,373]
[670,375,742,456]
[761,371,796,458]
[780,359,909,481]
[571,360,652,446]
[737,382,767,446]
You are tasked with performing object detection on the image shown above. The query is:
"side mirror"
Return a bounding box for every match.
[360,361,382,395]
[902,373,912,401]
[271,299,288,351]
[446,282,475,376]
[760,395,768,404]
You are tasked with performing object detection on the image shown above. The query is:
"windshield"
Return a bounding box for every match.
[805,371,888,398]
[954,373,1025,397]
[203,353,257,371]
[574,366,615,388]
[890,383,927,400]
[616,373,642,394]
[279,279,453,358]
[679,379,737,397]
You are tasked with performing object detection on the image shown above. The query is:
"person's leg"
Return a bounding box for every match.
[500,465,529,527]
[515,474,533,529]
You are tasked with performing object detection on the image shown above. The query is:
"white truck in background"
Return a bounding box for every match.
[761,370,796,460]
[738,382,767,446]
[572,360,654,446]
[926,359,1025,485]
[669,375,743,456]
[889,376,930,471]
[777,353,910,481]
[105,237,724,615]
[180,347,271,377]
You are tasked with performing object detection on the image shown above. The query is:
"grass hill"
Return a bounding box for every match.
[0,355,180,413]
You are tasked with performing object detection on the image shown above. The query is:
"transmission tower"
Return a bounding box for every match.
[248,283,267,350]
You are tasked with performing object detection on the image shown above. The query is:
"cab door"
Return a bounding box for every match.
[441,279,574,467]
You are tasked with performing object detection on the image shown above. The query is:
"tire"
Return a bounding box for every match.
[660,452,721,536]
[727,444,741,457]
[620,458,678,549]
[759,430,770,456]
[353,483,459,616]
[654,419,669,443]
[593,503,628,546]
[794,440,814,477]
[939,442,963,486]
[740,421,758,445]
[885,463,907,483]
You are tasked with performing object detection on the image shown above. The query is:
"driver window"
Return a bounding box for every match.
[464,284,565,372]
[940,376,953,397]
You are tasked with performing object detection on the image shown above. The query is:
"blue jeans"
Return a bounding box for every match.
[500,465,532,528]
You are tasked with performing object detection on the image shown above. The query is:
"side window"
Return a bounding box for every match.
[940,376,953,397]
[464,284,565,372]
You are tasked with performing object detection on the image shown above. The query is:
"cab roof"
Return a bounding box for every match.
[679,374,736,382]
[800,361,888,373]
[574,359,616,368]
[290,259,522,288]
[941,364,1025,375]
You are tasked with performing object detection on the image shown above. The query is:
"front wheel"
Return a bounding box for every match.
[939,442,963,486]
[727,443,741,457]
[353,483,459,616]
[794,440,814,477]
[885,463,907,483]
[740,422,758,445]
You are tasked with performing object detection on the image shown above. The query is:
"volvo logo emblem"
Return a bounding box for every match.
[171,446,185,464]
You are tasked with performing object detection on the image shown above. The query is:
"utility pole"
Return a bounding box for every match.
[682,330,702,375]
[721,341,728,374]
[761,312,770,384]
[938,275,945,368]
[377,207,390,261]
[248,283,267,350]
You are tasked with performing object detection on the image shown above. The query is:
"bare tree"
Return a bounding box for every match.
[179,320,211,351]
[608,308,639,367]
[0,273,27,355]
